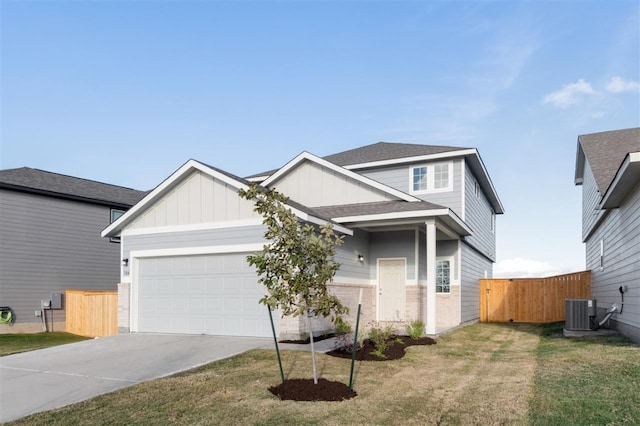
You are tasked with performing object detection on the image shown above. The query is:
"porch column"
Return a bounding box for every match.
[425,219,437,335]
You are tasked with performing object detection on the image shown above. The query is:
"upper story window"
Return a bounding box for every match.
[110,209,125,243]
[490,211,496,233]
[410,162,453,194]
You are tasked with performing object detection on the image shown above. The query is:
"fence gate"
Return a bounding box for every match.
[65,289,118,337]
[480,271,591,323]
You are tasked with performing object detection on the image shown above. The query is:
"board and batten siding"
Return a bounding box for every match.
[580,160,606,241]
[128,170,260,230]
[359,159,464,217]
[0,189,121,331]
[584,180,640,343]
[463,162,496,262]
[268,160,396,207]
[460,242,492,323]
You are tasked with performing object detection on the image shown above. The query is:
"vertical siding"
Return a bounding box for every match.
[460,242,492,322]
[359,159,464,216]
[464,162,496,261]
[585,181,640,337]
[129,171,259,229]
[0,190,122,330]
[271,161,394,207]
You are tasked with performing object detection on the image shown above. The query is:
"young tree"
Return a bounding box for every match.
[238,183,348,383]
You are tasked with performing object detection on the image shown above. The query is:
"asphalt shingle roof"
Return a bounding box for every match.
[246,142,470,178]
[322,142,470,167]
[579,128,640,194]
[0,167,148,207]
[313,200,446,219]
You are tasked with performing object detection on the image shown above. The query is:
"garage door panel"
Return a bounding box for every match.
[137,253,274,337]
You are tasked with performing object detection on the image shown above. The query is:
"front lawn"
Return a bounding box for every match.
[6,323,640,425]
[0,332,90,356]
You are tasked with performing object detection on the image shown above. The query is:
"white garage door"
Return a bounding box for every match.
[136,253,275,337]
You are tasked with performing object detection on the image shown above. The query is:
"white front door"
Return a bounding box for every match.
[377,259,406,321]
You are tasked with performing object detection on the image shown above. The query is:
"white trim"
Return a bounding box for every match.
[409,161,454,195]
[334,208,450,223]
[286,205,354,236]
[461,158,466,221]
[246,175,269,182]
[344,149,478,171]
[130,243,264,260]
[262,151,421,203]
[414,228,419,287]
[122,219,264,237]
[600,152,640,209]
[436,256,454,294]
[376,257,407,322]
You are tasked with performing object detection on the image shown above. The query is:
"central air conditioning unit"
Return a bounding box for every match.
[565,299,597,331]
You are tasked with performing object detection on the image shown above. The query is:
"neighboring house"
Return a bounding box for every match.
[574,127,640,344]
[103,142,504,339]
[0,167,147,333]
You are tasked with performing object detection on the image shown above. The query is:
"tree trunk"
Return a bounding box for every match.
[308,314,318,384]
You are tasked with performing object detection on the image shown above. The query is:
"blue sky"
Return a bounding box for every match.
[1,1,638,277]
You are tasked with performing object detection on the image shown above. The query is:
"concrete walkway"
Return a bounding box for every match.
[0,333,271,423]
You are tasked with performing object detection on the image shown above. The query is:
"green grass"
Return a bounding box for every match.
[5,323,640,425]
[528,322,640,425]
[0,332,90,356]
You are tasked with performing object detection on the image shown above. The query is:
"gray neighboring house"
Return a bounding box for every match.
[0,167,147,333]
[574,127,640,344]
[103,142,504,339]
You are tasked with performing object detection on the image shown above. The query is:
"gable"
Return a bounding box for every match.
[267,159,398,207]
[127,170,259,230]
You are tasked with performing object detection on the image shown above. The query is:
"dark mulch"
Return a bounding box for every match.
[279,333,335,345]
[326,335,436,361]
[269,378,357,401]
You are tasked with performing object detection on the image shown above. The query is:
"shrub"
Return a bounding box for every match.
[405,319,425,340]
[335,317,352,335]
[368,323,397,359]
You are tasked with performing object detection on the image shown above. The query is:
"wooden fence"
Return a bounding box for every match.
[480,271,591,323]
[65,289,118,337]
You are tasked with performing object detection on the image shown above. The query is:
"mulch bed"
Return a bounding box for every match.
[326,335,437,361]
[279,333,335,344]
[269,378,357,401]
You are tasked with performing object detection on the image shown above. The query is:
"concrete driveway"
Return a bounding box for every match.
[0,333,271,423]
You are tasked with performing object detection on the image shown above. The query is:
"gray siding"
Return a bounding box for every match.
[464,162,496,261]
[360,159,464,217]
[334,230,371,281]
[123,226,266,261]
[585,181,640,341]
[460,242,492,322]
[369,230,415,280]
[0,189,122,328]
[581,161,605,241]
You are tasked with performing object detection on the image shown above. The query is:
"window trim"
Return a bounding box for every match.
[435,256,453,294]
[409,161,453,195]
[110,209,125,243]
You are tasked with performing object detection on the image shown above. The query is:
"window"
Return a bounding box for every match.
[490,211,496,233]
[474,180,479,197]
[110,209,125,243]
[599,239,604,270]
[436,259,451,293]
[434,163,449,189]
[412,166,427,192]
[410,162,452,194]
